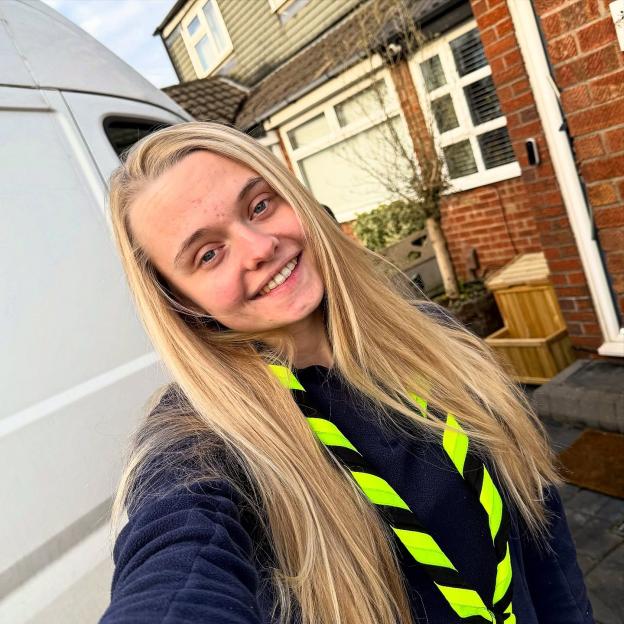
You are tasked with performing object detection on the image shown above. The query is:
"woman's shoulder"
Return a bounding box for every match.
[126,382,249,517]
[105,471,268,624]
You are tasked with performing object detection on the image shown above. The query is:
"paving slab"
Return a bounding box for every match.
[584,544,624,624]
[540,418,624,624]
[534,361,624,433]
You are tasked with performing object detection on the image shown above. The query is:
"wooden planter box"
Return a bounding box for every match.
[485,326,576,385]
[486,253,566,338]
[492,284,565,338]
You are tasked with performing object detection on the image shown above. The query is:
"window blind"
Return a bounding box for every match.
[464,76,502,125]
[478,127,516,169]
[443,140,478,179]
[450,29,487,77]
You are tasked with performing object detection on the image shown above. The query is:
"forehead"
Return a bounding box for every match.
[128,151,258,263]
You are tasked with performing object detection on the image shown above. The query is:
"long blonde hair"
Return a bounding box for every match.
[107,121,559,624]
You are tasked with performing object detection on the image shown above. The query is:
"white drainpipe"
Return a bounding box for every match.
[507,0,624,357]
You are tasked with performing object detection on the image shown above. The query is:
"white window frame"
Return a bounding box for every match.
[180,0,233,78]
[279,68,412,221]
[409,19,520,192]
[257,130,286,164]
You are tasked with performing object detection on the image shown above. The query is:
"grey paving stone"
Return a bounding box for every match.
[532,388,551,418]
[616,395,624,426]
[566,508,593,536]
[567,489,616,518]
[551,387,591,426]
[577,552,598,575]
[560,482,581,503]
[530,385,624,621]
[534,360,624,433]
[596,497,624,525]
[566,511,623,562]
[542,419,584,451]
[585,544,624,624]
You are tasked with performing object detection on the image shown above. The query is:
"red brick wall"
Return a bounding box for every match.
[534,0,624,332]
[441,177,541,278]
[471,0,605,352]
[390,60,540,280]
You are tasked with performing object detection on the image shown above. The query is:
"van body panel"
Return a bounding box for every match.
[63,91,189,185]
[0,83,175,586]
[0,87,158,419]
[0,10,36,88]
[0,358,169,576]
[0,84,48,110]
[1,2,194,619]
[0,1,188,118]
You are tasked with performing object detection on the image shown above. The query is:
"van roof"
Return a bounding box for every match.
[0,0,188,118]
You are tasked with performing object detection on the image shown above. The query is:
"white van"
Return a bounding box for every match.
[0,2,191,622]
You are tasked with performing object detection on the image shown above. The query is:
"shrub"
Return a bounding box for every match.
[353,199,426,252]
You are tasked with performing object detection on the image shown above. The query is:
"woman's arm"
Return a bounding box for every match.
[99,479,265,624]
[521,485,594,624]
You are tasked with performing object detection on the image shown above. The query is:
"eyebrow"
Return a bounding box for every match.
[173,176,265,269]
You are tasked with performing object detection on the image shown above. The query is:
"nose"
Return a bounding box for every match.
[235,224,279,271]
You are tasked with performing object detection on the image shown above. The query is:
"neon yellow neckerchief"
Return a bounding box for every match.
[269,364,515,624]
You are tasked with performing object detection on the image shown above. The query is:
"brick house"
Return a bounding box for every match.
[154,0,624,359]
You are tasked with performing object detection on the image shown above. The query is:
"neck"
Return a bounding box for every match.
[269,305,334,369]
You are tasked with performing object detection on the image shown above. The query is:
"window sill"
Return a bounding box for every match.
[444,161,521,194]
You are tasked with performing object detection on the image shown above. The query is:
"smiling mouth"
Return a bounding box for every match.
[253,253,301,299]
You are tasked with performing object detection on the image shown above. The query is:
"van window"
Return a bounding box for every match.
[104,118,171,158]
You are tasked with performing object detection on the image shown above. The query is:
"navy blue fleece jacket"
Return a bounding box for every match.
[100,360,593,624]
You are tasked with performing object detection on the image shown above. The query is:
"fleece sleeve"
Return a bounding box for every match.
[98,479,265,624]
[520,485,594,624]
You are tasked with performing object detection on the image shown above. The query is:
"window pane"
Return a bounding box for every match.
[335,81,389,127]
[104,119,171,158]
[188,16,201,37]
[195,34,217,70]
[287,114,329,149]
[443,140,478,178]
[420,55,446,92]
[298,116,413,219]
[450,29,487,77]
[464,76,502,125]
[203,0,228,52]
[431,95,459,133]
[478,127,516,169]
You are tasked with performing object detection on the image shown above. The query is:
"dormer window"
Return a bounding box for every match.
[181,0,232,77]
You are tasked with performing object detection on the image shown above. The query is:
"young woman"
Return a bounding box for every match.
[100,121,593,624]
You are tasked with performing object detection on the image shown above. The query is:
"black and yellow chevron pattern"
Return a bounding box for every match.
[269,364,515,624]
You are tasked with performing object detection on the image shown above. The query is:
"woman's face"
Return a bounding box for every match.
[129,150,325,333]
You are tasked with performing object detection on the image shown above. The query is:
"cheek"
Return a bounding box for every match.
[199,276,244,314]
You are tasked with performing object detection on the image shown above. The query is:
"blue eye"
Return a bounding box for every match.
[199,249,217,266]
[252,199,269,216]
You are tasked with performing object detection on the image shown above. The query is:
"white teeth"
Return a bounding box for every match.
[258,255,299,296]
